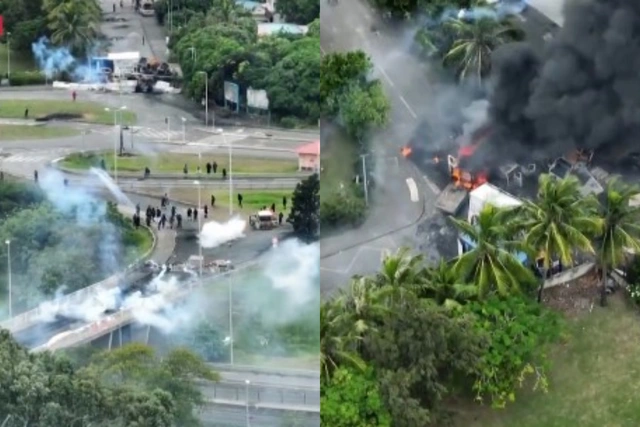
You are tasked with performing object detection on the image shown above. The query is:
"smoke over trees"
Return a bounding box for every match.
[489,0,640,162]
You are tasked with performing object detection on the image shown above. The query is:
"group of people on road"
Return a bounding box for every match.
[182,161,227,179]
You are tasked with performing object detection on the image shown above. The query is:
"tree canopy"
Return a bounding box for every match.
[288,173,320,240]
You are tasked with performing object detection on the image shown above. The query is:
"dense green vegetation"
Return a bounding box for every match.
[163,0,320,126]
[321,175,640,425]
[0,335,217,427]
[0,180,152,313]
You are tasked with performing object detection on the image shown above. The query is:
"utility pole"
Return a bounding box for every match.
[360,154,369,206]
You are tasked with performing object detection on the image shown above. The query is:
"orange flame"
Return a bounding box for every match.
[401,146,412,158]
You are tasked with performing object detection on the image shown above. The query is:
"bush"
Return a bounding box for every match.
[320,190,367,228]
[462,296,562,408]
[8,71,46,86]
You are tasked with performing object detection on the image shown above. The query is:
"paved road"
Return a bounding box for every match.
[319,0,444,295]
[199,405,319,427]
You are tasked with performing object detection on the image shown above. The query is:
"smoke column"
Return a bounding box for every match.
[199,218,246,248]
[90,168,134,207]
[31,37,104,83]
[489,0,640,162]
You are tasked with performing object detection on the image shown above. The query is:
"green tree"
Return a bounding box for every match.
[517,174,601,301]
[364,295,485,426]
[450,204,536,297]
[44,0,101,55]
[320,299,365,383]
[442,17,523,80]
[339,81,390,139]
[422,259,477,309]
[275,0,319,24]
[596,179,640,306]
[288,173,319,240]
[463,296,562,408]
[321,367,391,427]
[320,51,370,115]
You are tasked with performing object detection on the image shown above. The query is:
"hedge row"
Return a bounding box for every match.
[7,71,77,86]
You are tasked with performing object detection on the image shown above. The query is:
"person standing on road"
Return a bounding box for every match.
[183,164,188,177]
[169,215,174,229]
[193,208,198,221]
[282,196,287,209]
[24,108,29,119]
[222,168,227,179]
[113,3,116,12]
[206,162,212,174]
[176,213,182,228]
[270,203,275,212]
[212,161,218,174]
[237,193,243,208]
[211,194,215,207]
[278,211,283,225]
[72,91,77,102]
[34,170,38,182]
[204,205,208,218]
[187,207,192,219]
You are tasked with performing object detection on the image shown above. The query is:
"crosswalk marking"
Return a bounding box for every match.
[89,126,187,141]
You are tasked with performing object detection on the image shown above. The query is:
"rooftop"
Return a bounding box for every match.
[296,140,320,156]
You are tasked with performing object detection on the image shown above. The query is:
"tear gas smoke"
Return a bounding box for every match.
[488,0,640,163]
[199,218,246,248]
[32,37,104,83]
[90,168,134,207]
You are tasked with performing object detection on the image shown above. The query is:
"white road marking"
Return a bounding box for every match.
[423,175,441,194]
[399,96,418,119]
[406,177,420,202]
[377,66,395,87]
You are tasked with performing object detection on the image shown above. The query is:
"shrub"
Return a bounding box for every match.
[8,71,46,86]
[320,190,367,228]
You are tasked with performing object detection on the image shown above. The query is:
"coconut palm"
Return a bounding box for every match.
[517,174,601,302]
[442,16,523,80]
[372,247,426,291]
[320,298,365,383]
[450,204,535,297]
[596,179,640,306]
[422,259,478,309]
[46,0,102,55]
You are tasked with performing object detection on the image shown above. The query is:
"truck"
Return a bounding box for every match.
[249,210,278,230]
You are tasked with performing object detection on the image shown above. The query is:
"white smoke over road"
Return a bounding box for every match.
[199,218,246,248]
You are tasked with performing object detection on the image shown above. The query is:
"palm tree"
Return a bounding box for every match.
[596,179,640,306]
[319,298,365,383]
[372,247,426,291]
[517,174,601,302]
[422,260,478,309]
[46,0,101,55]
[442,16,523,80]
[450,204,535,297]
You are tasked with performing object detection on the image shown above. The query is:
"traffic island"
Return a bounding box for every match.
[0,99,137,125]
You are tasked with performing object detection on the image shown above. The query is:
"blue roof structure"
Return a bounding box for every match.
[459,234,529,264]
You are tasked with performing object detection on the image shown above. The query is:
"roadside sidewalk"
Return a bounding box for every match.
[117,204,177,266]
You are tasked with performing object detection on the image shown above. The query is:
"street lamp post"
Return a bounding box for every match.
[5,240,11,318]
[196,71,209,127]
[245,380,250,426]
[181,117,186,145]
[222,133,233,216]
[193,180,203,277]
[229,274,234,365]
[360,154,369,206]
[6,32,11,81]
[187,47,196,62]
[166,117,171,142]
[105,106,127,183]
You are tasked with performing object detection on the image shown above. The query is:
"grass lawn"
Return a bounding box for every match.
[125,226,155,264]
[455,293,640,427]
[144,188,293,216]
[0,124,80,141]
[0,43,36,74]
[0,100,137,126]
[320,126,359,201]
[61,152,297,174]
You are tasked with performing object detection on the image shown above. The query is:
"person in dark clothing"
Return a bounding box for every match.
[183,164,188,176]
[270,203,276,212]
[0,171,4,180]
[169,215,175,229]
[158,214,165,230]
[212,161,218,174]
[136,204,140,215]
[204,205,208,218]
[238,193,243,208]
[171,205,176,217]
[63,178,68,186]
[101,159,106,170]
[176,214,182,228]
[146,215,151,227]
[283,196,287,209]
[211,195,216,207]
[193,208,198,221]
[24,108,29,118]
[113,3,116,12]
[34,170,38,182]
[278,211,284,225]
[222,168,227,179]
[187,208,192,219]
[156,208,161,218]
[206,162,212,174]
[144,167,150,178]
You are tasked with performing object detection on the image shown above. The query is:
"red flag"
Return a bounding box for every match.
[0,15,4,37]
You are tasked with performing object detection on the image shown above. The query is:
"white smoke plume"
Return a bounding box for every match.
[199,218,246,248]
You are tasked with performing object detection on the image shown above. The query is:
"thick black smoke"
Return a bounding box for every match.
[489,0,640,163]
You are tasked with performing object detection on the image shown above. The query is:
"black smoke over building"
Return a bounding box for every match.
[488,0,640,164]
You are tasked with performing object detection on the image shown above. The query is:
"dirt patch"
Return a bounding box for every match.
[542,271,600,316]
